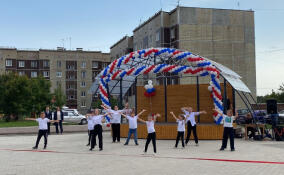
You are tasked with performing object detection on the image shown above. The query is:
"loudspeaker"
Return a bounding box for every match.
[266,99,277,114]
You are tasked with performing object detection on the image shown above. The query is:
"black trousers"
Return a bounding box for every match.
[47,123,50,134]
[175,131,185,147]
[185,121,198,144]
[221,127,235,149]
[88,130,94,145]
[111,123,120,142]
[91,125,102,149]
[55,121,63,134]
[144,132,156,153]
[35,130,48,147]
[247,127,255,138]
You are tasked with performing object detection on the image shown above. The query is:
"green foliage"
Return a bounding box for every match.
[0,73,52,121]
[257,83,284,103]
[52,84,66,109]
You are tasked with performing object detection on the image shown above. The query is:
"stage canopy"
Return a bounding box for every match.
[89,49,251,96]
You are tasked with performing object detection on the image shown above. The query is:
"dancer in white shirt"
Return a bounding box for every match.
[26,112,58,149]
[181,107,206,146]
[138,113,161,154]
[170,111,186,148]
[120,109,146,145]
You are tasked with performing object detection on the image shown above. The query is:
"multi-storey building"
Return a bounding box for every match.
[0,47,110,114]
[110,6,256,108]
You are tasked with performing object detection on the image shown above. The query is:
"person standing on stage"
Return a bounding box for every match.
[53,106,64,134]
[44,106,52,135]
[170,111,186,148]
[214,108,238,151]
[138,113,161,154]
[89,109,110,151]
[181,107,207,146]
[25,112,58,149]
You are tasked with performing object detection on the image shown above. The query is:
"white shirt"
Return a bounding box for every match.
[183,110,199,126]
[126,115,138,129]
[36,118,50,130]
[123,108,133,116]
[87,117,95,130]
[177,119,185,132]
[91,115,104,126]
[146,121,155,133]
[108,109,123,124]
[223,115,235,128]
[57,111,61,120]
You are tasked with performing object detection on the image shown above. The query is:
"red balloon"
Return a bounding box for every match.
[106,123,111,127]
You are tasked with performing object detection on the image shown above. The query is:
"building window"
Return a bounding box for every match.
[170,28,175,39]
[81,61,86,68]
[102,63,108,69]
[67,65,75,70]
[92,61,98,68]
[18,61,25,68]
[56,72,62,77]
[31,61,38,68]
[81,81,86,87]
[67,84,75,89]
[31,71,37,78]
[81,91,86,97]
[81,71,86,79]
[18,71,25,76]
[155,31,160,41]
[43,60,49,67]
[6,60,12,67]
[69,95,75,100]
[81,101,86,107]
[43,71,49,77]
[57,61,61,68]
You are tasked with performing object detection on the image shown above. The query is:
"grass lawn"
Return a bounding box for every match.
[0,120,78,128]
[0,120,38,128]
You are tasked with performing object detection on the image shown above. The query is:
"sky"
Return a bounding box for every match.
[0,0,284,96]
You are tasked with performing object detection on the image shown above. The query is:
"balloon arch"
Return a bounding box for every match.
[99,48,224,124]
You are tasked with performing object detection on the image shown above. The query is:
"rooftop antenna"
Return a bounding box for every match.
[69,37,72,50]
[177,0,180,7]
[61,38,65,48]
[160,0,162,10]
[237,1,240,9]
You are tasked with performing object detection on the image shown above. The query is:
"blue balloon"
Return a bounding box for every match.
[146,89,153,93]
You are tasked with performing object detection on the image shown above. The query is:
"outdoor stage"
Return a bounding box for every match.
[120,123,225,140]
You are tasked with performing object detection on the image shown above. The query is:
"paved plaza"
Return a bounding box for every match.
[0,132,284,175]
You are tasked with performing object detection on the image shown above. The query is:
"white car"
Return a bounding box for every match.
[62,110,87,125]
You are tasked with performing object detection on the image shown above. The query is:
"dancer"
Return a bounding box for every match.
[54,106,64,134]
[138,113,161,154]
[101,105,124,143]
[25,112,58,149]
[181,107,206,146]
[89,109,110,151]
[170,111,186,148]
[214,109,238,151]
[120,109,146,146]
[44,106,52,135]
[86,110,95,146]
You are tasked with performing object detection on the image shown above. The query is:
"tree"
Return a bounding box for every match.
[52,84,66,109]
[27,76,52,116]
[257,83,284,103]
[92,96,118,109]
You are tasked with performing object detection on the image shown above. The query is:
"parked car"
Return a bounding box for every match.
[62,110,87,125]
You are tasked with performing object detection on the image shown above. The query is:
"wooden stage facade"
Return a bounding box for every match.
[120,83,234,140]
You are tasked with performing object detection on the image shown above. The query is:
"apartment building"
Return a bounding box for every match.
[0,47,110,114]
[110,6,256,108]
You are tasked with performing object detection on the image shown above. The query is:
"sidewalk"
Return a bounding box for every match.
[0,125,111,135]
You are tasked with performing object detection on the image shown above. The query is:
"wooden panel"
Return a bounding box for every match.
[137,83,234,124]
[120,123,224,140]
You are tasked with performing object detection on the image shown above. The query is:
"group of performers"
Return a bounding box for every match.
[28,102,238,153]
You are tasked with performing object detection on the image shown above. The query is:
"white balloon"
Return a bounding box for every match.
[145,85,150,89]
[144,85,148,89]
[208,86,212,91]
[148,80,153,85]
[149,84,153,89]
